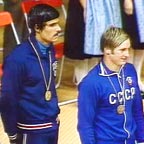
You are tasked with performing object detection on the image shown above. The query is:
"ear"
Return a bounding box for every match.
[105,48,111,55]
[34,25,40,33]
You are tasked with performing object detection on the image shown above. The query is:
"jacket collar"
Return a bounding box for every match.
[99,60,124,77]
[28,35,52,58]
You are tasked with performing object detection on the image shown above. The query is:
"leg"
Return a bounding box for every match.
[73,59,89,85]
[73,57,101,85]
[16,130,59,144]
[88,57,101,71]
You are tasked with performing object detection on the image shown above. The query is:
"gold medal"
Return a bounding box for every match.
[29,41,52,102]
[117,105,125,114]
[45,91,51,101]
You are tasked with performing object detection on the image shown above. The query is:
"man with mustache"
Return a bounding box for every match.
[0,4,61,144]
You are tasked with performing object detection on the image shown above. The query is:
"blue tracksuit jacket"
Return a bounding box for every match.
[78,61,144,144]
[0,35,60,136]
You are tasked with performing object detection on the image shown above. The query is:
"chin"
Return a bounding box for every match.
[52,38,58,42]
[120,62,127,66]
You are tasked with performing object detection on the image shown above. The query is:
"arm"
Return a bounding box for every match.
[133,89,144,143]
[123,0,133,15]
[132,69,144,143]
[77,81,97,144]
[0,59,21,143]
[79,0,86,9]
[79,0,86,20]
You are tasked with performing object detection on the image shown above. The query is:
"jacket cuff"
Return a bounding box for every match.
[8,134,17,144]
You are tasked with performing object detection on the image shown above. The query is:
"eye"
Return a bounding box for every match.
[120,48,126,52]
[49,23,57,27]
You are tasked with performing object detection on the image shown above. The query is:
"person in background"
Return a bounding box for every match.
[64,0,122,85]
[120,0,144,94]
[64,0,102,85]
[0,4,61,144]
[3,0,28,59]
[78,27,144,144]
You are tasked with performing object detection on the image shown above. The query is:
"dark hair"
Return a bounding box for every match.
[100,27,131,52]
[28,4,59,33]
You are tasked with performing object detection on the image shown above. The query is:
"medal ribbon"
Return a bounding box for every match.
[102,63,125,105]
[28,37,52,91]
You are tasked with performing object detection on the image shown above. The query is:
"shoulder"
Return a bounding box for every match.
[124,63,138,81]
[78,64,100,88]
[124,63,136,72]
[5,41,31,63]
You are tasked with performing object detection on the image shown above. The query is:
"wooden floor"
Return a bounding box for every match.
[58,103,81,144]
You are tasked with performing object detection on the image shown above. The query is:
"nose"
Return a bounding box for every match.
[124,49,129,57]
[56,24,61,32]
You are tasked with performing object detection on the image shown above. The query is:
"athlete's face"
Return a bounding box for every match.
[107,39,131,69]
[35,18,61,45]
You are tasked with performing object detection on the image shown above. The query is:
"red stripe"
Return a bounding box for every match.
[17,123,53,130]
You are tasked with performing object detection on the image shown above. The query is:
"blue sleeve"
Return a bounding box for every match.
[77,80,98,144]
[133,84,144,142]
[130,65,144,143]
[0,59,22,136]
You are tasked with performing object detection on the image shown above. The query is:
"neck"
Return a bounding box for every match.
[36,35,50,46]
[103,57,121,72]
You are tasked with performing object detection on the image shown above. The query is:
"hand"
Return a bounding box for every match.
[9,134,17,144]
[123,0,133,15]
[79,0,86,21]
[10,140,17,144]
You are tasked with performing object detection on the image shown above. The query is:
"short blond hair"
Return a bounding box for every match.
[100,27,131,52]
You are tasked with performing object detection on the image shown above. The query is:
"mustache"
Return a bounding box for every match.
[57,30,63,37]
